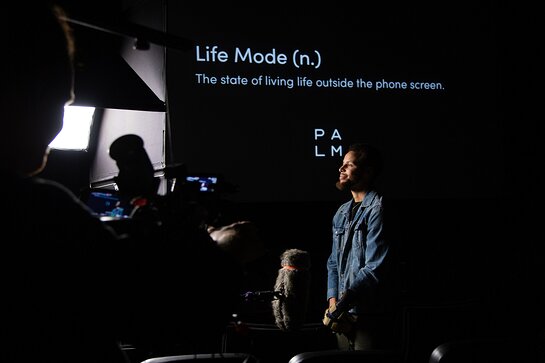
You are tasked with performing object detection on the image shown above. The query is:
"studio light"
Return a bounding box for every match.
[49,105,96,150]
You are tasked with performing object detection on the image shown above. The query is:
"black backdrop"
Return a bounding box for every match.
[165,3,504,204]
[163,2,544,332]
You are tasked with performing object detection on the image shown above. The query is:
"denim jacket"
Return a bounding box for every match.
[326,190,389,314]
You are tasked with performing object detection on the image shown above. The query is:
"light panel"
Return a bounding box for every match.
[49,105,95,150]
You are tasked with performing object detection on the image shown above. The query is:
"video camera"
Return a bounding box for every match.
[85,134,236,231]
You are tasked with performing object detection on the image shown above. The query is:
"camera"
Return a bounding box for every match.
[185,175,219,193]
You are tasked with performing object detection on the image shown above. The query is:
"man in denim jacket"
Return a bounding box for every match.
[324,143,393,350]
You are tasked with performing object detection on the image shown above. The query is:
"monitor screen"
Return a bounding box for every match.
[85,190,131,220]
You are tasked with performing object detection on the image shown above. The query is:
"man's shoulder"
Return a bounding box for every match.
[364,190,384,207]
[336,199,352,211]
[10,177,107,227]
[25,177,88,209]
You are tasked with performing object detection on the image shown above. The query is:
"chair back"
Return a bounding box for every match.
[428,338,538,363]
[288,349,399,363]
[141,353,259,363]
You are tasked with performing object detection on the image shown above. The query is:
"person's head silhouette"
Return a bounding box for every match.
[109,134,159,200]
[2,3,75,177]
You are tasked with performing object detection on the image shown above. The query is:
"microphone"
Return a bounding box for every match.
[241,290,283,303]
[271,248,311,331]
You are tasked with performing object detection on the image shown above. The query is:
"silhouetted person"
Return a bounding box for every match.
[1,3,128,363]
[0,3,242,362]
[105,136,244,356]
